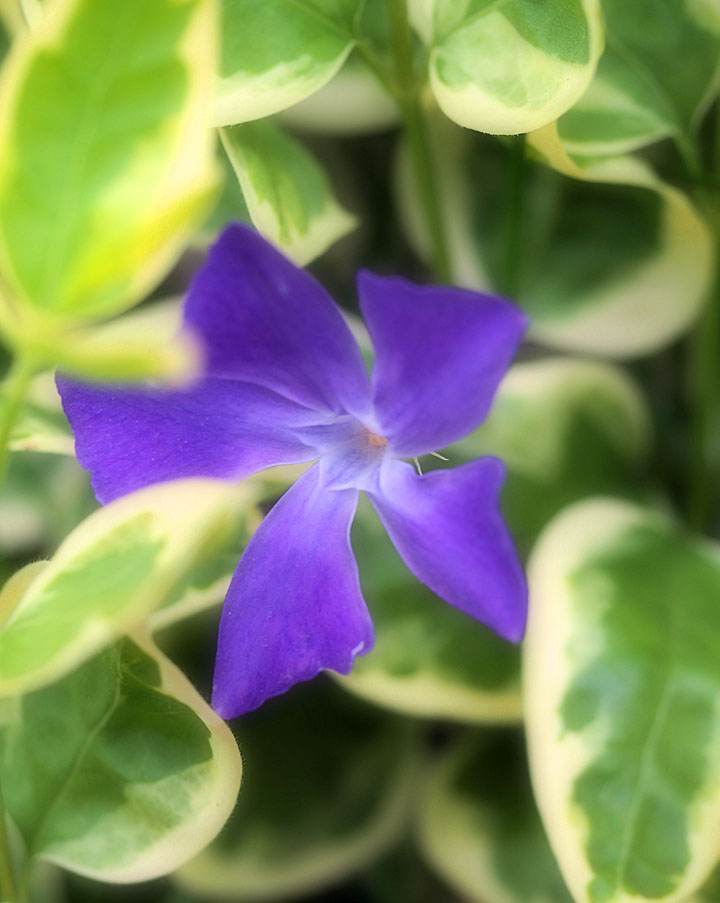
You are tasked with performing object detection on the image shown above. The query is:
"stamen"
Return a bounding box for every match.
[430,451,449,461]
[414,456,423,475]
[368,432,388,448]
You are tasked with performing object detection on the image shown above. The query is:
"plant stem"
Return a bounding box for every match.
[502,134,527,297]
[686,117,720,532]
[385,0,451,282]
[0,784,21,903]
[0,354,37,494]
[688,248,720,531]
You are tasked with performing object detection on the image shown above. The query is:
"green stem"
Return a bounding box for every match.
[0,784,22,903]
[385,0,451,282]
[688,249,720,531]
[686,116,720,532]
[502,134,527,297]
[0,354,37,494]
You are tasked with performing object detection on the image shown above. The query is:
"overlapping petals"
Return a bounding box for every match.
[212,465,373,717]
[59,223,529,719]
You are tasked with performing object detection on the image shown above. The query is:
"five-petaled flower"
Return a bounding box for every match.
[58,224,528,719]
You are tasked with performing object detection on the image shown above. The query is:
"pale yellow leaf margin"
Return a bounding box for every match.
[527,124,714,356]
[523,498,720,903]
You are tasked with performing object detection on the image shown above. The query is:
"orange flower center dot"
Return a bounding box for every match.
[365,430,388,448]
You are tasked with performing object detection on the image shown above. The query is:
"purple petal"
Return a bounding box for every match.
[184,224,371,417]
[367,458,527,642]
[357,271,527,457]
[212,464,373,718]
[58,376,322,504]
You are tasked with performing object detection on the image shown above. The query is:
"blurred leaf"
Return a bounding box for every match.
[278,0,396,135]
[280,52,397,134]
[417,732,573,903]
[339,498,522,724]
[148,482,260,632]
[0,633,241,882]
[0,560,45,629]
[524,125,715,356]
[1,371,73,455]
[0,0,218,337]
[690,866,720,902]
[0,452,90,557]
[456,357,652,557]
[400,124,714,357]
[525,499,720,903]
[557,0,720,156]
[51,297,202,384]
[0,479,237,696]
[198,147,251,243]
[176,680,418,901]
[214,0,364,127]
[412,0,603,134]
[221,120,356,264]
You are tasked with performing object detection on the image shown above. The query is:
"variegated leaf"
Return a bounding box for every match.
[558,0,720,156]
[414,0,604,135]
[418,733,573,903]
[215,0,364,126]
[0,633,241,882]
[0,479,236,696]
[525,499,720,903]
[221,120,356,264]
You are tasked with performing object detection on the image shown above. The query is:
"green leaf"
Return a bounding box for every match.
[0,0,218,334]
[175,681,418,900]
[50,297,202,384]
[0,452,91,559]
[197,145,251,244]
[220,120,356,264]
[417,733,574,903]
[690,866,720,902]
[0,633,241,882]
[557,0,720,156]
[215,0,363,127]
[1,372,73,455]
[338,498,522,724]
[0,479,237,696]
[524,499,720,903]
[525,125,714,356]
[400,123,714,357]
[280,51,398,134]
[416,0,604,135]
[148,482,259,632]
[455,357,652,557]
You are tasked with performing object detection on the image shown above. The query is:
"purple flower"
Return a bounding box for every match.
[58,224,528,719]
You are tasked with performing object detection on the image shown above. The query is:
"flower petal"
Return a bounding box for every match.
[367,458,527,642]
[357,271,527,456]
[58,376,321,504]
[184,224,372,416]
[212,464,373,718]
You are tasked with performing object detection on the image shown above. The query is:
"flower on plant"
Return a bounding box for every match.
[58,224,528,719]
